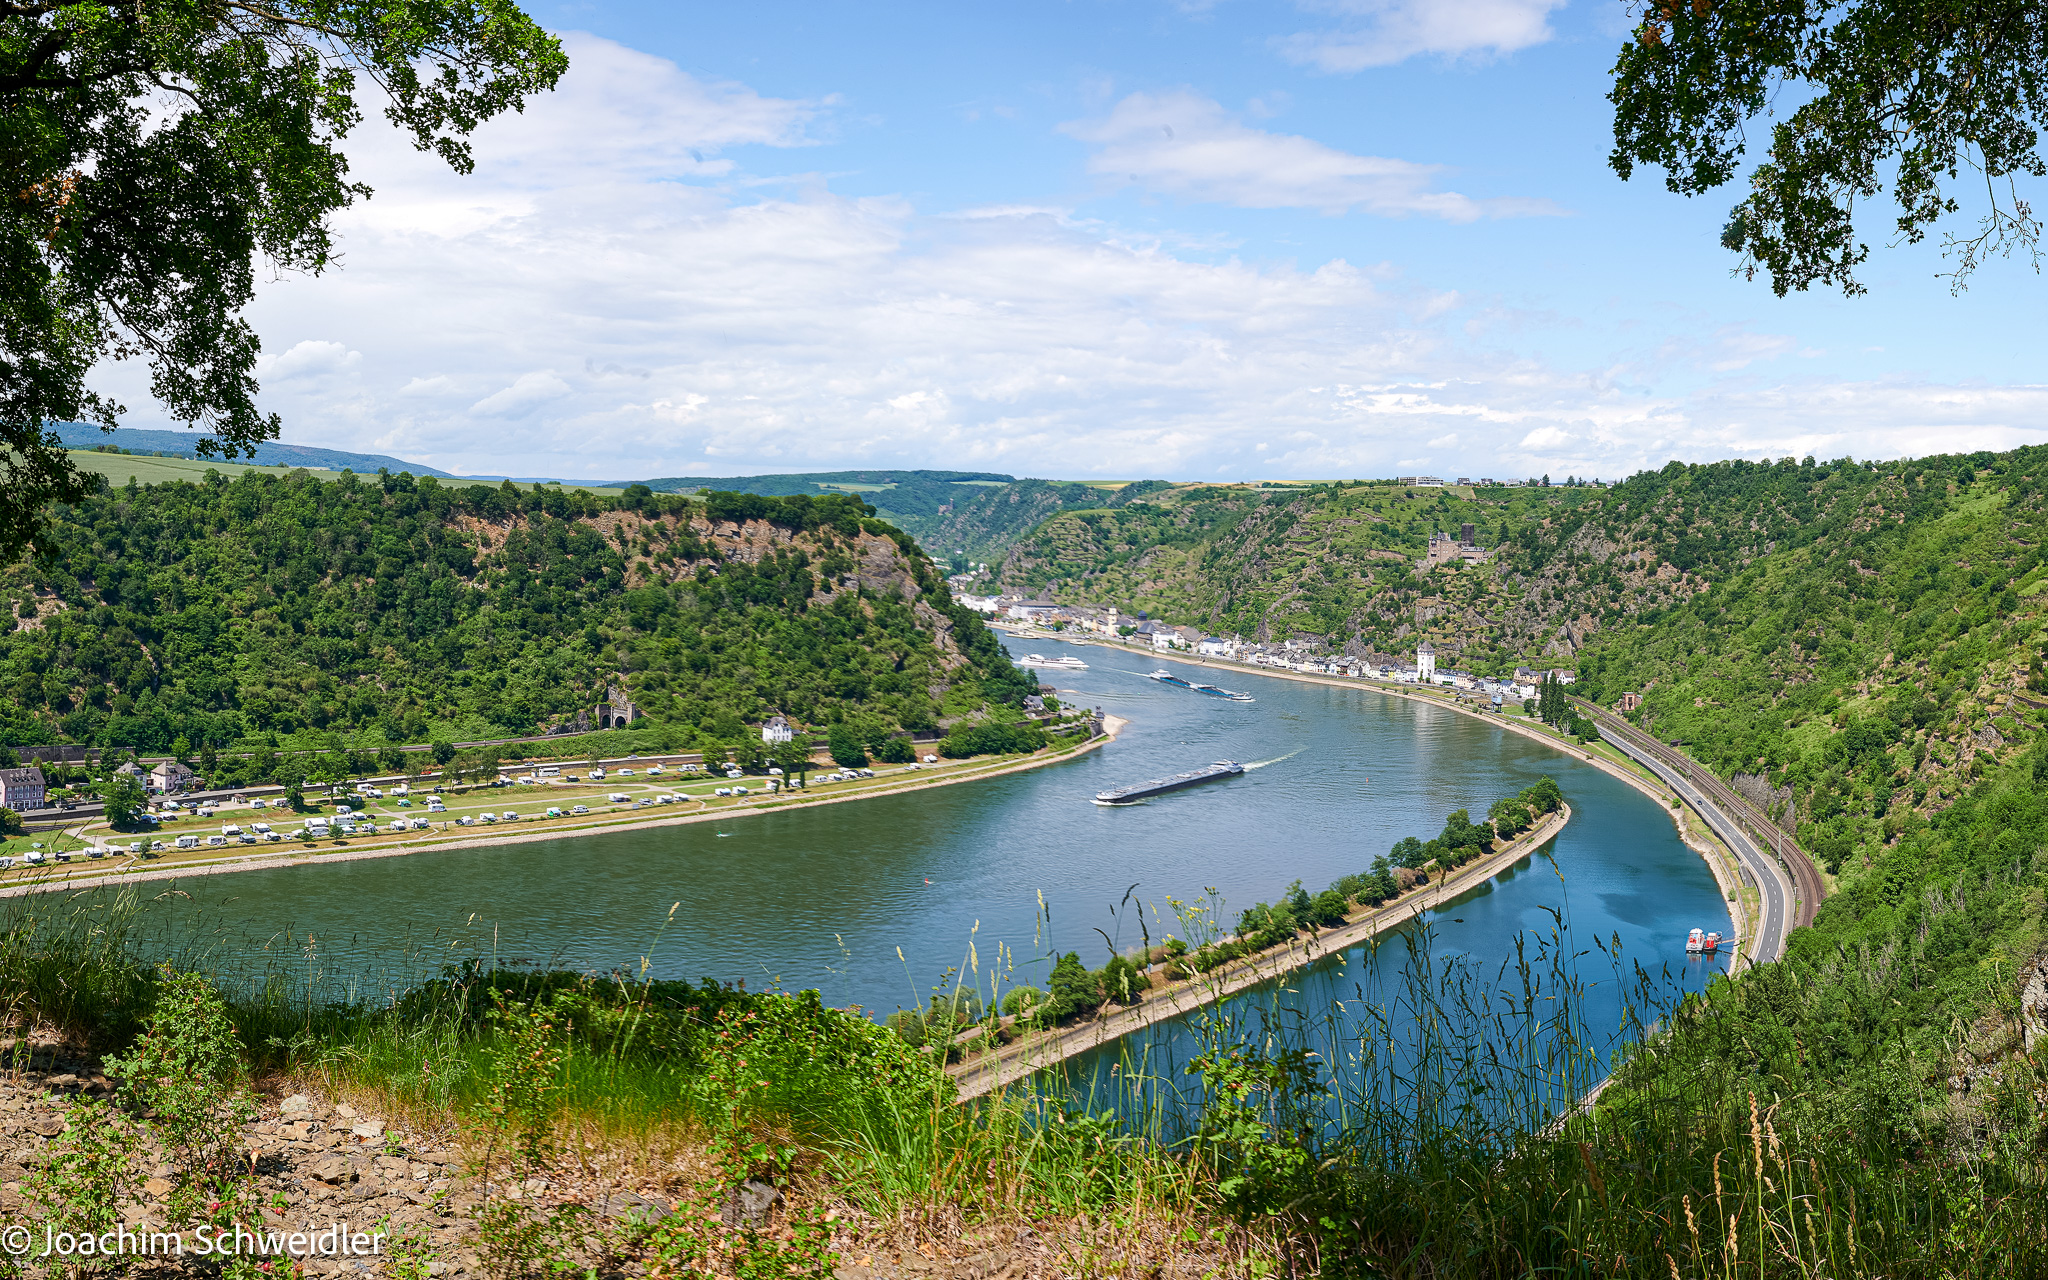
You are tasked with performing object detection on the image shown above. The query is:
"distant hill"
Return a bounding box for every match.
[620,470,1019,557]
[616,471,1177,565]
[51,423,466,478]
[57,438,1171,564]
[618,470,1013,517]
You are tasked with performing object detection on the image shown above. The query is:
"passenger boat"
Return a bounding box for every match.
[1094,760,1244,805]
[1017,653,1089,669]
[1685,927,1704,953]
[1702,931,1721,954]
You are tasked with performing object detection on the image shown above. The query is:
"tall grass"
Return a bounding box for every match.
[1,884,2041,1276]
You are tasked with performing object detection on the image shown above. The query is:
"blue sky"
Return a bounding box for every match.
[125,0,2046,482]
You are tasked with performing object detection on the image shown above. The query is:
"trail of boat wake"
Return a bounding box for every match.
[1244,748,1303,770]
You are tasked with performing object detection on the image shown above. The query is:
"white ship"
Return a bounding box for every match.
[1016,653,1089,670]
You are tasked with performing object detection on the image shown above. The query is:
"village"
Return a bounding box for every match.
[946,519,1593,711]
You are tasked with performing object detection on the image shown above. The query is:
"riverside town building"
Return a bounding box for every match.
[0,766,47,811]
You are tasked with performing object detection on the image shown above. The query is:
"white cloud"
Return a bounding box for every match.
[79,31,2038,488]
[470,371,572,417]
[256,340,361,380]
[1060,91,1558,220]
[1279,0,1567,72]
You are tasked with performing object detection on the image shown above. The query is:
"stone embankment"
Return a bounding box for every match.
[950,804,1572,1100]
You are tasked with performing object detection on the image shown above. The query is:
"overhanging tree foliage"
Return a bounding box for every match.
[1610,0,2048,295]
[1,0,567,556]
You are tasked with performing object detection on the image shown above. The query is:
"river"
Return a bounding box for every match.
[125,637,1733,1055]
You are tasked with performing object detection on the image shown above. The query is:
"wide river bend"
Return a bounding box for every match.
[131,637,1734,1057]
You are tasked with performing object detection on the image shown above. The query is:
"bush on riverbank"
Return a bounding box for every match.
[937,721,1048,758]
[1211,778,1566,962]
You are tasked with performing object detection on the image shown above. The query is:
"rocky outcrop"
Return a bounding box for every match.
[1731,772,1798,834]
[2022,951,2048,1054]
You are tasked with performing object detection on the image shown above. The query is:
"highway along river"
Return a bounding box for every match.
[127,636,1733,1076]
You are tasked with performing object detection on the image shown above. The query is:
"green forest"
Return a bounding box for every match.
[1525,450,2048,1148]
[0,469,1034,759]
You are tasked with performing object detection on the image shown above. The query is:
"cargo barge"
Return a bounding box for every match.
[1145,670,1255,702]
[1093,760,1244,805]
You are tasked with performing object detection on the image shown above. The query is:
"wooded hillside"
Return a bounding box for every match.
[0,471,1032,755]
[994,449,2048,1146]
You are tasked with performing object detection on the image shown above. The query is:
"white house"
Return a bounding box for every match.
[761,715,794,744]
[1197,636,1231,658]
[147,760,199,794]
[0,767,46,811]
[956,593,1000,615]
[1416,640,1436,683]
[1549,669,1577,685]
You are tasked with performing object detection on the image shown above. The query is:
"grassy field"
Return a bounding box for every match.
[66,449,623,495]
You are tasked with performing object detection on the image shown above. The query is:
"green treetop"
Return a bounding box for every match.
[0,0,566,555]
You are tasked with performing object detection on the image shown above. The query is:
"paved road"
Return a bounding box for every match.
[1591,721,1792,964]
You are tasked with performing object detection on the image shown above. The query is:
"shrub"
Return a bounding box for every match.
[937,722,1049,758]
[827,724,868,769]
[1100,955,1150,1005]
[1001,986,1050,1025]
[1047,952,1102,1021]
[1308,890,1350,929]
[875,736,915,764]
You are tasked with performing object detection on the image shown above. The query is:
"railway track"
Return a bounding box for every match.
[1572,697,1824,933]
